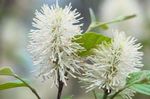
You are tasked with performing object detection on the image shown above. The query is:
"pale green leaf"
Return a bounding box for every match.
[130,84,150,95]
[86,14,136,32]
[127,70,150,85]
[0,82,26,90]
[113,14,136,23]
[99,24,109,30]
[0,67,14,76]
[126,71,150,96]
[74,32,111,56]
[89,8,96,23]
[101,14,136,25]
[110,71,150,98]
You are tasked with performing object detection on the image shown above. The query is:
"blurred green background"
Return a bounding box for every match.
[0,0,150,99]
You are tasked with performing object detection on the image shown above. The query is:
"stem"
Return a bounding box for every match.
[86,14,136,32]
[110,83,135,99]
[57,70,68,99]
[86,21,117,32]
[102,89,109,99]
[110,90,122,99]
[110,86,131,99]
[13,75,41,99]
[92,90,97,99]
[57,70,64,99]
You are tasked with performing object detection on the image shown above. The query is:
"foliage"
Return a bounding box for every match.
[1,5,146,99]
[74,32,111,56]
[127,71,150,95]
[0,67,41,99]
[87,8,136,32]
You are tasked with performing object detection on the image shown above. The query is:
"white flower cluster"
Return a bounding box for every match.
[80,31,143,98]
[28,3,84,85]
[28,2,143,99]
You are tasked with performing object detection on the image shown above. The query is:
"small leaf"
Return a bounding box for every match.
[86,14,136,32]
[0,82,26,90]
[89,8,96,23]
[99,24,109,30]
[115,14,136,22]
[74,32,111,56]
[0,67,14,76]
[105,14,136,25]
[130,84,150,95]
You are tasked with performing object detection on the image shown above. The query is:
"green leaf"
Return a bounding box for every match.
[86,14,136,32]
[0,66,41,99]
[113,14,136,23]
[105,14,136,24]
[74,32,111,56]
[110,71,150,98]
[127,70,150,85]
[99,24,109,30]
[100,14,136,25]
[0,67,14,76]
[126,71,150,96]
[0,82,26,90]
[130,84,150,95]
[62,96,73,99]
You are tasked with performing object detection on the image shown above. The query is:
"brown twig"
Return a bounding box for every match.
[57,70,68,99]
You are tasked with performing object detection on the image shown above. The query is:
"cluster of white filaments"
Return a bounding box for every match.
[28,3,84,85]
[81,31,143,98]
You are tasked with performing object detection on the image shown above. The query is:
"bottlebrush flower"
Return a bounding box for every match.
[80,30,143,97]
[28,3,84,86]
